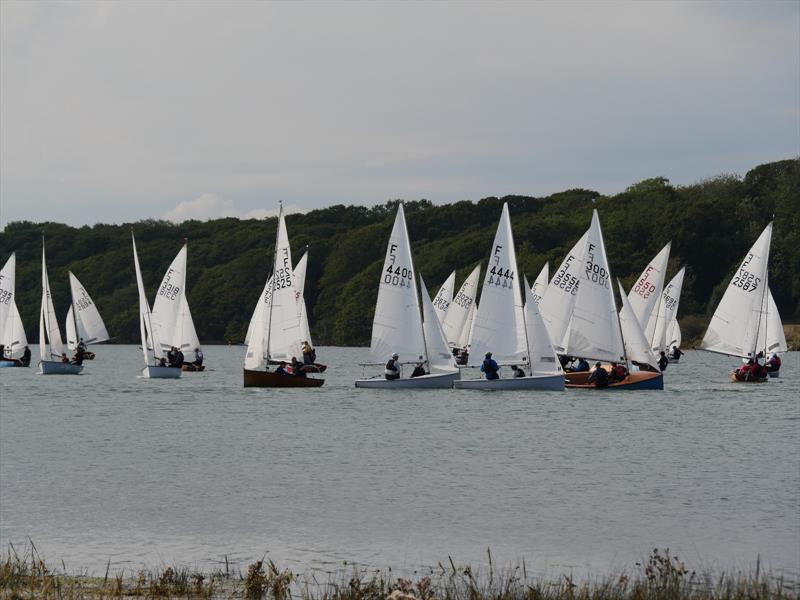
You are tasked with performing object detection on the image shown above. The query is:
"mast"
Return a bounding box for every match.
[521,276,533,368]
[264,202,282,366]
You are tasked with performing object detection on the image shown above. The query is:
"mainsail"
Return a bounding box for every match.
[530,262,549,305]
[151,244,201,360]
[618,280,660,367]
[420,277,457,371]
[468,203,528,366]
[627,242,671,329]
[39,243,65,361]
[66,272,109,349]
[0,254,27,358]
[523,277,562,376]
[647,267,685,353]
[132,232,165,366]
[442,265,480,348]
[431,271,455,326]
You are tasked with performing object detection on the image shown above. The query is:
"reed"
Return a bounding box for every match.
[0,545,794,600]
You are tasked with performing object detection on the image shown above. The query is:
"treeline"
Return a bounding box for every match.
[1,159,798,346]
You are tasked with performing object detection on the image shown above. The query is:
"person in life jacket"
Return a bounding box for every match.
[609,362,627,382]
[385,353,400,380]
[736,359,754,380]
[302,341,316,365]
[511,365,525,378]
[410,356,427,378]
[481,352,500,380]
[658,351,669,371]
[766,353,781,373]
[587,362,609,388]
[670,346,683,360]
[752,356,767,380]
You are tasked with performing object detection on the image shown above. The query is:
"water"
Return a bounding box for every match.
[1,346,798,579]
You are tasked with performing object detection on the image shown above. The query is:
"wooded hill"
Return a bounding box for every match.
[2,158,798,346]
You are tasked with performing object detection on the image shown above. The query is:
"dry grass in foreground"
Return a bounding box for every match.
[0,544,795,600]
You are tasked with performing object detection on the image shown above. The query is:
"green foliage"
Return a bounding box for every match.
[1,159,798,345]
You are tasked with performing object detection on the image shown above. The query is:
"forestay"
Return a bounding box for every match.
[627,242,671,329]
[468,203,527,366]
[369,204,425,363]
[431,271,455,326]
[66,272,109,349]
[442,265,480,348]
[39,244,65,361]
[420,277,457,371]
[566,210,625,363]
[523,278,562,375]
[618,280,660,368]
[539,231,588,354]
[700,223,772,358]
[530,262,549,305]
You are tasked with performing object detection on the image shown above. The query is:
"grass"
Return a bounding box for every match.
[0,544,795,600]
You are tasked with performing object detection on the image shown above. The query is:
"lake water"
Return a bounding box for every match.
[1,346,798,580]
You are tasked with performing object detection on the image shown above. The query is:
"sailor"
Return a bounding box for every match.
[167,346,178,367]
[609,362,627,382]
[276,361,289,375]
[573,357,590,372]
[21,346,31,367]
[511,365,525,378]
[385,353,400,380]
[60,353,70,364]
[737,359,754,380]
[766,353,781,373]
[481,352,500,380]
[587,362,609,388]
[77,338,87,353]
[658,351,669,371]
[669,345,683,360]
[410,355,428,377]
[291,356,307,377]
[302,341,316,365]
[194,347,204,367]
[174,348,184,369]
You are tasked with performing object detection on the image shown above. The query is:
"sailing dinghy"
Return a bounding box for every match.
[441,264,480,365]
[0,253,29,367]
[454,203,564,391]
[699,223,783,382]
[646,267,686,362]
[65,272,109,360]
[355,204,459,389]
[244,206,324,387]
[540,210,663,390]
[132,233,181,379]
[150,244,204,372]
[38,242,82,375]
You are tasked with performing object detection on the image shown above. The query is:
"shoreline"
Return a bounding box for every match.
[1,545,796,600]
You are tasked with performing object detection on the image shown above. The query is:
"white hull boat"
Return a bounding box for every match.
[39,360,83,375]
[142,365,182,379]
[355,370,459,389]
[454,373,564,391]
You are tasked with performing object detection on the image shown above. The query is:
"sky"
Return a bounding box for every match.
[1,0,798,228]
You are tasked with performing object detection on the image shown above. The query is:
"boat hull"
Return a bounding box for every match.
[767,370,779,378]
[243,369,324,388]
[39,361,83,375]
[454,373,565,391]
[0,360,26,368]
[355,370,459,389]
[729,370,768,383]
[142,366,182,379]
[565,370,664,390]
[181,363,205,372]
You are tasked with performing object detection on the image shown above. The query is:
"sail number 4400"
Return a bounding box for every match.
[384,265,412,287]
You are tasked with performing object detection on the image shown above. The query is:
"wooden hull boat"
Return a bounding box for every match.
[142,365,182,379]
[181,363,205,372]
[565,369,663,390]
[243,369,324,388]
[454,373,564,391]
[39,360,83,375]
[355,370,459,389]
[729,370,768,383]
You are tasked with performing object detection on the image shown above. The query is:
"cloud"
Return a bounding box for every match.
[162,193,305,223]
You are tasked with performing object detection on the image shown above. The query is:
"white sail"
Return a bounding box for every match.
[151,244,189,354]
[369,204,425,363]
[40,244,65,361]
[420,276,457,371]
[463,302,478,350]
[243,276,268,370]
[627,242,671,329]
[566,210,625,363]
[8,302,27,358]
[648,267,685,352]
[431,271,456,326]
[293,252,313,346]
[66,272,109,348]
[530,262,549,305]
[523,277,562,375]
[468,203,527,366]
[176,293,201,361]
[618,280,660,368]
[756,288,787,355]
[700,223,772,358]
[265,213,302,361]
[132,233,164,365]
[442,265,480,348]
[244,274,272,347]
[539,231,588,353]
[0,254,15,351]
